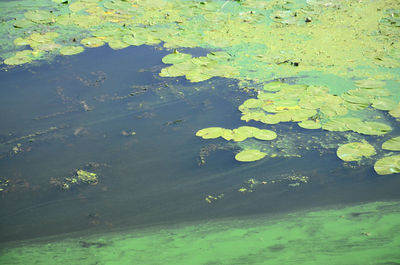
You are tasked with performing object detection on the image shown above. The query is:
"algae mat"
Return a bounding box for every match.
[1,201,400,265]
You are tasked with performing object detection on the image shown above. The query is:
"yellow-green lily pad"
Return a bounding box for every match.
[382,136,400,151]
[81,37,104,48]
[352,121,392,136]
[336,142,376,162]
[371,98,398,111]
[241,98,262,109]
[354,79,386,88]
[389,104,400,118]
[60,46,84,55]
[162,52,192,64]
[235,149,266,162]
[298,120,321,129]
[252,129,277,140]
[196,127,229,139]
[374,155,400,175]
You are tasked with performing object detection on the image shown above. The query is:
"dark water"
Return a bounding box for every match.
[1,45,400,243]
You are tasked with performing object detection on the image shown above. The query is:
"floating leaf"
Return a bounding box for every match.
[322,118,351,132]
[235,149,266,162]
[374,155,400,175]
[352,121,392,136]
[162,52,192,64]
[60,46,84,55]
[336,142,376,162]
[252,129,277,140]
[108,39,129,50]
[4,50,34,65]
[263,81,285,92]
[24,10,54,24]
[354,79,386,88]
[371,98,398,111]
[81,37,104,48]
[382,136,400,151]
[241,98,262,109]
[389,104,400,118]
[196,127,229,139]
[298,120,321,129]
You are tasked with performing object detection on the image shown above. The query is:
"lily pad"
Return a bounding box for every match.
[235,149,266,162]
[336,142,376,162]
[298,120,321,129]
[196,127,229,139]
[252,129,277,140]
[81,37,104,48]
[389,104,400,118]
[353,122,392,136]
[371,98,398,111]
[24,10,54,24]
[241,98,262,109]
[382,136,400,151]
[162,52,192,64]
[60,46,84,55]
[354,79,386,89]
[374,155,400,175]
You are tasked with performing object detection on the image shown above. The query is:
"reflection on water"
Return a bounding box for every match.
[0,45,400,245]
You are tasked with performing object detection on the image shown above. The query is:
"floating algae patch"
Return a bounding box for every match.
[1,201,400,265]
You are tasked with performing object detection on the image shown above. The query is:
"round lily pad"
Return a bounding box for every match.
[374,155,400,175]
[196,127,228,139]
[382,136,400,151]
[24,10,54,24]
[162,52,192,64]
[60,46,84,55]
[298,120,321,129]
[235,149,266,162]
[242,98,262,109]
[371,98,398,111]
[81,37,104,48]
[336,142,376,162]
[389,104,400,118]
[322,119,350,132]
[354,79,386,88]
[252,129,277,140]
[353,122,392,136]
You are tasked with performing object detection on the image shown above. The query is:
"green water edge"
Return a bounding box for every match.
[0,200,399,265]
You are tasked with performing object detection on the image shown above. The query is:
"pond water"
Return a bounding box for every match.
[0,0,400,264]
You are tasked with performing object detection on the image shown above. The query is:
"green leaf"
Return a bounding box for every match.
[235,149,266,162]
[382,136,400,151]
[354,79,386,88]
[60,46,84,55]
[374,155,400,175]
[336,142,376,162]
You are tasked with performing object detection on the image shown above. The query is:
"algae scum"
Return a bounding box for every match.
[0,0,400,264]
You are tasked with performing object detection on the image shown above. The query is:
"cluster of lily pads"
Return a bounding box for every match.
[0,0,398,82]
[160,50,238,82]
[196,80,400,175]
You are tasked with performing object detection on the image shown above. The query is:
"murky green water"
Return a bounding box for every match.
[0,0,400,263]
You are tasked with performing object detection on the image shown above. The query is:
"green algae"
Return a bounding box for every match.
[1,201,400,265]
